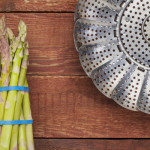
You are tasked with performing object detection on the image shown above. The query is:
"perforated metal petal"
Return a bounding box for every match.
[75,0,125,21]
[137,72,150,114]
[112,67,147,111]
[79,43,122,77]
[74,0,150,114]
[74,19,117,50]
[92,53,132,98]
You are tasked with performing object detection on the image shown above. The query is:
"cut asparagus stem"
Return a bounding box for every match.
[23,79,35,150]
[10,43,29,150]
[0,21,27,150]
[18,108,27,150]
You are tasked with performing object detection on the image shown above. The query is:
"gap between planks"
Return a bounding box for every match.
[34,139,150,150]
[0,11,75,13]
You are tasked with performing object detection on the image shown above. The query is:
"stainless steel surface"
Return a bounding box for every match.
[74,0,150,114]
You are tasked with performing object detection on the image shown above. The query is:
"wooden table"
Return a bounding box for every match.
[1,0,150,149]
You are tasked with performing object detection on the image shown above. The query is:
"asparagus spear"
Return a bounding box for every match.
[0,15,7,87]
[0,25,18,123]
[7,26,23,77]
[7,20,26,79]
[0,15,6,37]
[0,35,10,120]
[0,35,10,138]
[0,28,15,124]
[6,28,15,72]
[0,21,27,150]
[18,108,27,150]
[18,20,27,43]
[10,43,29,150]
[0,42,23,150]
[0,15,9,136]
[0,26,19,125]
[23,79,35,150]
[6,28,15,44]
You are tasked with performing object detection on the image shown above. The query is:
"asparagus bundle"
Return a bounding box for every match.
[0,15,34,150]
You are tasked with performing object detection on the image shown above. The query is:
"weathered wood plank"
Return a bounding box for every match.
[28,76,150,138]
[0,0,77,12]
[1,13,84,76]
[34,139,150,150]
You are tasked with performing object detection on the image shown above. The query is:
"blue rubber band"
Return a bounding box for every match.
[0,120,33,125]
[0,86,29,92]
[0,86,30,125]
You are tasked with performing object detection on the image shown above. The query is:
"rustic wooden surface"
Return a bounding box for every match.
[2,13,82,76]
[28,76,150,138]
[0,0,77,12]
[34,139,150,150]
[1,0,150,149]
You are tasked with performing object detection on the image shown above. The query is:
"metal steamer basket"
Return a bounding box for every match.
[74,0,150,114]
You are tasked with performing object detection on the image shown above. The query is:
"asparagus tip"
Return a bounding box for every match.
[18,20,27,34]
[0,15,6,36]
[1,15,6,25]
[7,28,15,41]
[18,20,27,42]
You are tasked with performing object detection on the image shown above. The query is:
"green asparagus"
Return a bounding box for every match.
[10,43,29,150]
[0,15,34,150]
[23,79,35,150]
[18,108,27,150]
[0,21,27,149]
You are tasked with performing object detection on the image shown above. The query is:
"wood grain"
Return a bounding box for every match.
[0,5,149,143]
[28,76,150,138]
[34,139,150,150]
[0,13,84,76]
[0,0,77,12]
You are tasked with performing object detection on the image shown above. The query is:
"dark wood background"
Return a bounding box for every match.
[1,0,150,150]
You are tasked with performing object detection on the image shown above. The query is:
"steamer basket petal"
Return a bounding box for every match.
[74,0,150,114]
